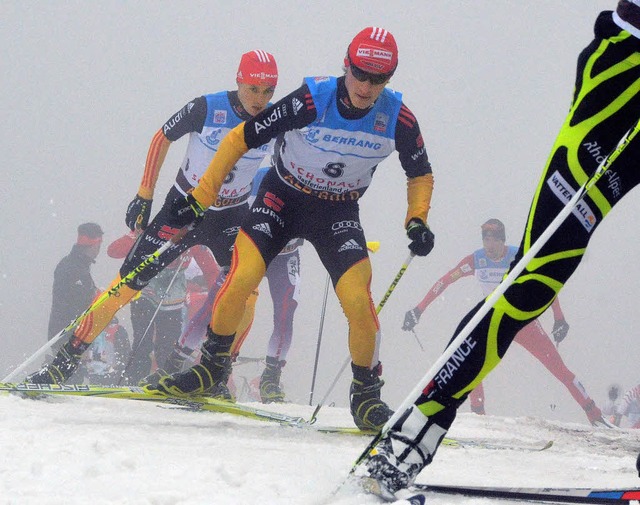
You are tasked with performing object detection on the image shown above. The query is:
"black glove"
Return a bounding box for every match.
[551,319,570,344]
[402,308,422,331]
[406,219,435,257]
[125,195,153,231]
[167,194,206,228]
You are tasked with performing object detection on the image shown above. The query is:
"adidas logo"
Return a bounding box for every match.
[292,97,303,114]
[253,222,272,238]
[338,239,363,252]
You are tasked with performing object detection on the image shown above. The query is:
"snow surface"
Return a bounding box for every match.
[1,391,639,505]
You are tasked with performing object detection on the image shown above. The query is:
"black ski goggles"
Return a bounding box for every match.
[348,58,393,85]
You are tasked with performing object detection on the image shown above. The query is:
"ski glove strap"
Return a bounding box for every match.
[125,195,153,231]
[402,308,421,331]
[551,319,570,343]
[168,194,206,228]
[406,219,435,257]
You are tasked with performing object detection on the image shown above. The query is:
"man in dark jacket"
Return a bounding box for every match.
[48,223,104,345]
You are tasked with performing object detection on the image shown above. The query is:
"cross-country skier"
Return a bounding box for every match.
[354,3,639,499]
[157,165,303,403]
[140,166,301,404]
[402,218,605,424]
[26,50,279,389]
[146,27,436,431]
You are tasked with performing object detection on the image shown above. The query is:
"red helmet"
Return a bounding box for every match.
[346,27,398,75]
[236,50,278,87]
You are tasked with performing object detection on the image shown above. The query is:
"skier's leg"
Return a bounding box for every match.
[356,18,640,497]
[150,231,275,396]
[468,382,486,415]
[259,250,300,403]
[517,321,604,424]
[124,297,157,384]
[26,192,193,384]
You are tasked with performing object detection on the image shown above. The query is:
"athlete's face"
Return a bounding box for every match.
[345,65,389,109]
[482,235,505,261]
[237,83,276,116]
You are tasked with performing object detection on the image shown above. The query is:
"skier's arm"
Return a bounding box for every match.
[192,84,316,208]
[395,103,433,228]
[126,97,208,230]
[403,255,474,331]
[415,255,475,313]
[395,103,435,257]
[140,96,208,199]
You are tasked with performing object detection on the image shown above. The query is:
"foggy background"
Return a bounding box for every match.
[2,0,635,425]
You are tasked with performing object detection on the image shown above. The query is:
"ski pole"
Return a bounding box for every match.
[117,253,189,385]
[2,226,192,382]
[349,117,640,472]
[308,273,331,405]
[309,251,414,424]
[308,241,382,407]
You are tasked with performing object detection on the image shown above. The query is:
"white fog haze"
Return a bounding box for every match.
[2,0,635,432]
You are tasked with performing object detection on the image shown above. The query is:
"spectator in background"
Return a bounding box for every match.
[48,223,104,352]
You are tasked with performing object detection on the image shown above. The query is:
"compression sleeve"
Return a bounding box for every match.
[191,123,249,207]
[406,173,434,227]
[395,103,433,227]
[137,129,171,199]
[137,96,207,199]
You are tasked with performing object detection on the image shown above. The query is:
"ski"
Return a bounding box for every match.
[314,425,553,451]
[0,382,307,427]
[397,483,640,504]
[440,437,553,452]
[0,382,557,454]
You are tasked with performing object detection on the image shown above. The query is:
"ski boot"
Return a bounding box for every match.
[259,356,286,404]
[25,339,89,385]
[584,399,615,428]
[146,328,233,399]
[138,369,170,388]
[350,362,393,431]
[470,403,486,415]
[138,344,193,387]
[353,406,436,500]
[208,378,235,402]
